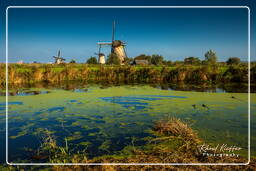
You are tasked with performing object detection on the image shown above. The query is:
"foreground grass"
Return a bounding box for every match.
[2,117,255,170]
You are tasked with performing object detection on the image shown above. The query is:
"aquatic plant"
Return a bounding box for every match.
[153,117,197,140]
[29,118,249,166]
[2,117,255,170]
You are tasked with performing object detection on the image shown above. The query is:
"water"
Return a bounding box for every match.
[0,84,254,163]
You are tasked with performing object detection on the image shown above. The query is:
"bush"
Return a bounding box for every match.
[151,54,164,65]
[184,57,201,65]
[86,57,98,64]
[69,59,76,64]
[226,57,241,65]
[106,53,120,65]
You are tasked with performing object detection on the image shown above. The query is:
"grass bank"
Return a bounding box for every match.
[0,63,255,87]
[2,117,255,170]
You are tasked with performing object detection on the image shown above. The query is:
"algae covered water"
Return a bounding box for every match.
[0,85,254,163]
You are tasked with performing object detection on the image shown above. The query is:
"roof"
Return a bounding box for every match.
[134,59,149,65]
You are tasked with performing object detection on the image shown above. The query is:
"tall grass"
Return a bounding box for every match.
[0,63,253,87]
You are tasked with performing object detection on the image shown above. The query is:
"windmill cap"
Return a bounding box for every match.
[112,40,126,47]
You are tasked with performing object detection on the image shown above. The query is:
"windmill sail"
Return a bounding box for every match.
[53,50,65,64]
[112,21,115,43]
[96,21,127,65]
[57,50,60,58]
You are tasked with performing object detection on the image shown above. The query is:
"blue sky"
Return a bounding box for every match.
[6,7,249,63]
[0,0,255,63]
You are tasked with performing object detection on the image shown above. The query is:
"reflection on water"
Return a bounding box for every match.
[0,80,253,97]
[73,88,88,93]
[0,90,50,96]
[101,95,187,111]
[0,101,23,105]
[48,107,65,112]
[151,83,250,93]
[0,84,254,163]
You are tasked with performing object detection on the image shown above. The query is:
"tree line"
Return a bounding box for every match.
[82,49,243,66]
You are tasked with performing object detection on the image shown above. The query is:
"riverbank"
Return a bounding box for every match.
[0,63,255,86]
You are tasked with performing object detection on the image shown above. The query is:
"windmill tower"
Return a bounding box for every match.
[53,50,65,64]
[97,21,127,65]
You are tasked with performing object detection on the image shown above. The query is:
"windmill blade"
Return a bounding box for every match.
[58,50,60,58]
[123,46,128,58]
[112,20,115,42]
[98,45,101,55]
[59,57,65,61]
[97,42,112,45]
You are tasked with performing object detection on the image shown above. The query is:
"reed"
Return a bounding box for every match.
[0,63,253,87]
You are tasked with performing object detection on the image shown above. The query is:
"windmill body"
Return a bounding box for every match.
[112,40,126,64]
[98,53,106,64]
[53,50,65,64]
[97,21,127,65]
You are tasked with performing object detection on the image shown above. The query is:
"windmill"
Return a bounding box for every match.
[53,50,65,64]
[97,21,127,65]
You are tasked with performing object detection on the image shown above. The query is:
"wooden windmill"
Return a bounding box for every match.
[97,21,127,65]
[53,50,65,64]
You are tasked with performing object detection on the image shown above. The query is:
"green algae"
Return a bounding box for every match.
[9,130,28,139]
[1,84,255,162]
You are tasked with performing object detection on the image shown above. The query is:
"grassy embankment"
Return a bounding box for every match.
[1,117,254,170]
[0,63,255,87]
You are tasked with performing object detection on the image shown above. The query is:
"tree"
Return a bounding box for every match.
[124,57,134,65]
[162,60,172,66]
[166,60,172,66]
[205,50,218,64]
[106,53,120,65]
[184,57,201,64]
[151,54,164,65]
[86,57,98,64]
[226,57,241,65]
[70,59,76,63]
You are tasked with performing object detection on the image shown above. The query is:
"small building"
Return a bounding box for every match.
[131,59,149,65]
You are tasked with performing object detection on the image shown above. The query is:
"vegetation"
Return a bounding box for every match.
[205,49,218,64]
[86,57,98,64]
[3,117,254,170]
[226,57,241,65]
[134,54,164,66]
[151,54,164,65]
[124,57,134,65]
[162,60,172,66]
[106,53,120,65]
[0,63,254,87]
[184,57,201,65]
[1,49,253,87]
[134,54,152,63]
[69,59,76,64]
